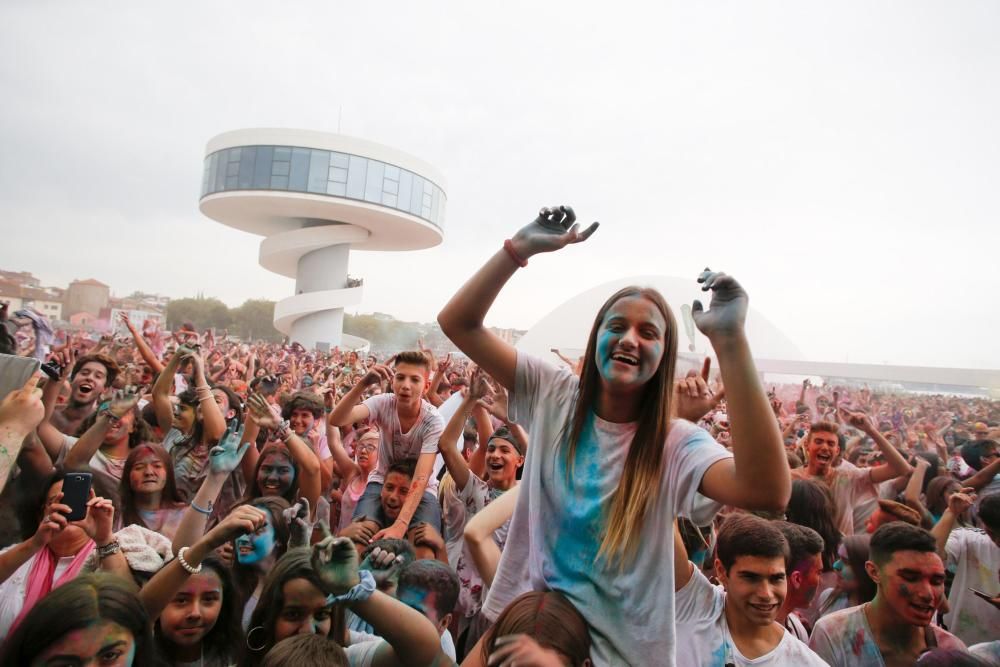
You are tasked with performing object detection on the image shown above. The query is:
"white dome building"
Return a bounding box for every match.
[516,275,802,373]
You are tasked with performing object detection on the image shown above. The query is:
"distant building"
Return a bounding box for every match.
[0,280,63,320]
[0,270,41,288]
[69,311,98,328]
[65,278,110,318]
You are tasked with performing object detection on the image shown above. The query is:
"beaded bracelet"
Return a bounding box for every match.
[177,546,203,574]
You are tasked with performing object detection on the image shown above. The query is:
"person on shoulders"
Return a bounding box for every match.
[329,351,446,540]
[438,205,790,666]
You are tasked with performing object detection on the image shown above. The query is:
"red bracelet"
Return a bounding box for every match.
[503,239,528,268]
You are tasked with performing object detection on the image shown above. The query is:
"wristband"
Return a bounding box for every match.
[191,500,213,516]
[503,239,528,268]
[328,568,376,604]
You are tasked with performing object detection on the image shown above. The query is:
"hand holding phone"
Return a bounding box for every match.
[60,472,93,522]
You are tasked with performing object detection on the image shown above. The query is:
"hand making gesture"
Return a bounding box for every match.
[508,205,600,260]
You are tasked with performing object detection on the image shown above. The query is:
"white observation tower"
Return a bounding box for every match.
[199,128,446,349]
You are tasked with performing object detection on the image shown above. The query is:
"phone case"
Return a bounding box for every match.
[61,472,93,522]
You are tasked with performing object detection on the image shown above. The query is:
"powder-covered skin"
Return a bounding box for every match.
[160,569,224,649]
[257,452,295,497]
[235,511,276,565]
[36,621,136,666]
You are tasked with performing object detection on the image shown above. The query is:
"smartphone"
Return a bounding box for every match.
[0,353,40,402]
[969,588,996,603]
[61,472,93,522]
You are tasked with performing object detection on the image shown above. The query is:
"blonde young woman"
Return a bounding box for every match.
[437,206,790,666]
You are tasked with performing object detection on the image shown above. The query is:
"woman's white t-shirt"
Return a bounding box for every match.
[482,353,733,667]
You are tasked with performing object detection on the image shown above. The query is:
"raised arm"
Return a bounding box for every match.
[673,521,694,591]
[64,394,139,469]
[840,408,912,484]
[283,429,322,517]
[437,206,598,391]
[119,313,164,374]
[145,505,265,621]
[326,420,361,483]
[463,484,519,588]
[311,534,447,667]
[438,392,476,491]
[930,487,975,557]
[328,365,391,427]
[695,271,790,512]
[426,354,451,407]
[189,352,225,443]
[0,372,44,492]
[171,426,250,553]
[903,457,930,510]
[152,350,184,435]
[962,455,1000,492]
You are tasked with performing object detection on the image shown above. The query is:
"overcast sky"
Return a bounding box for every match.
[2,1,998,369]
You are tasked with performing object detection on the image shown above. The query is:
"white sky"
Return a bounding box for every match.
[1,1,998,368]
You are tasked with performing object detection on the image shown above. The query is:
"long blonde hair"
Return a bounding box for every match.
[564,286,677,570]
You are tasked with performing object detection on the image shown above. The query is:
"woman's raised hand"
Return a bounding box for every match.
[311,523,360,595]
[208,424,250,475]
[691,268,749,341]
[247,393,279,429]
[510,205,599,259]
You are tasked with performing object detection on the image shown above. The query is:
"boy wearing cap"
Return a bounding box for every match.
[436,375,525,655]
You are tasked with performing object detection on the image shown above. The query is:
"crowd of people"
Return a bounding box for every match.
[0,206,997,666]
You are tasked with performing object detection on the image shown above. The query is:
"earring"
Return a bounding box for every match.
[246,625,268,652]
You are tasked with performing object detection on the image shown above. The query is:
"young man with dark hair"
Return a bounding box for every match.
[341,461,448,563]
[329,351,445,541]
[792,413,912,535]
[397,559,461,661]
[436,372,526,654]
[931,490,999,646]
[675,513,828,665]
[774,521,825,641]
[810,522,965,665]
[47,352,120,437]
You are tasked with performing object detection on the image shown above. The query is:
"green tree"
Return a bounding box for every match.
[231,299,282,342]
[166,296,231,331]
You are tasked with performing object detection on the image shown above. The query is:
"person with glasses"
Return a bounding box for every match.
[328,424,381,532]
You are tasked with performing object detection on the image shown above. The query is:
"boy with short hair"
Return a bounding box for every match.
[397,560,461,661]
[47,352,120,437]
[774,521,825,641]
[810,522,965,665]
[675,513,828,666]
[792,414,912,535]
[329,351,445,540]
